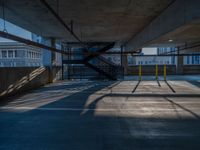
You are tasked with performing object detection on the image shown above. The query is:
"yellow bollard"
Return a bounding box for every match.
[156,64,158,80]
[164,64,167,81]
[139,65,142,81]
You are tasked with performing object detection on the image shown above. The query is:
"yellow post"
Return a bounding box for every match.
[156,64,158,80]
[164,64,167,81]
[139,65,142,81]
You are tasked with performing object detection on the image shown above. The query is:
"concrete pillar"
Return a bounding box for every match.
[122,55,128,75]
[49,38,56,83]
[120,46,128,75]
[176,47,184,75]
[177,56,184,75]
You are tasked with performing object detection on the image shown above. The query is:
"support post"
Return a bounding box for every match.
[155,64,158,80]
[176,47,184,75]
[49,38,56,83]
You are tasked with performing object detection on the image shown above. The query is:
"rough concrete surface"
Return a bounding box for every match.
[0,79,200,150]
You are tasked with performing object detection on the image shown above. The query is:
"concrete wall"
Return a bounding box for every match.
[0,66,62,99]
[183,65,200,75]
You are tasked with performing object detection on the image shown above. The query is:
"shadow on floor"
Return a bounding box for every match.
[0,81,200,149]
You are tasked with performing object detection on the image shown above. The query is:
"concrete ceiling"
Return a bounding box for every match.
[149,19,200,47]
[125,0,200,51]
[0,0,174,45]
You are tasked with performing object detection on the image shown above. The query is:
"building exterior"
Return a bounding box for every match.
[32,34,62,66]
[0,42,42,67]
[128,47,176,66]
[157,47,176,55]
[157,47,200,65]
[184,52,200,65]
[128,55,173,66]
[157,47,176,65]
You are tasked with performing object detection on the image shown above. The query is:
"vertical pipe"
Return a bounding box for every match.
[120,45,123,67]
[164,64,167,81]
[61,44,64,80]
[139,65,142,81]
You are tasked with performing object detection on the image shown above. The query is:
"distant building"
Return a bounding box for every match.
[157,47,176,65]
[128,56,173,66]
[128,47,176,66]
[157,47,176,55]
[184,52,200,65]
[32,34,62,66]
[0,42,42,67]
[157,47,200,65]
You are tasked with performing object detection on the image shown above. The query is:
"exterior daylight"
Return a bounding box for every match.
[0,1,200,150]
[0,42,42,67]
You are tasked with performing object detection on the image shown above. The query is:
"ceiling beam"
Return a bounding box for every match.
[125,0,200,51]
[0,31,69,55]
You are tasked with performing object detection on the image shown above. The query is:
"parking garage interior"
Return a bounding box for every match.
[0,0,200,149]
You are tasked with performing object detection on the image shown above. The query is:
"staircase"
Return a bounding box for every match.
[62,42,124,80]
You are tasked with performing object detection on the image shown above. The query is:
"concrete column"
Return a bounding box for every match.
[122,54,128,75]
[177,56,184,75]
[49,38,56,83]
[176,47,184,75]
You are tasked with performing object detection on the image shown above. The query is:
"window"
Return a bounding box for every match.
[8,50,13,58]
[0,62,4,67]
[28,51,31,58]
[2,51,7,58]
[187,56,190,65]
[14,50,20,58]
[194,55,200,64]
[192,56,195,64]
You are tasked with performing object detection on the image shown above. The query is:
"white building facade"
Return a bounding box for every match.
[0,42,42,67]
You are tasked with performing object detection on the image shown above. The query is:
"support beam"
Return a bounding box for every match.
[125,0,200,51]
[0,31,140,56]
[0,31,68,55]
[84,43,115,62]
[62,60,84,64]
[40,0,86,48]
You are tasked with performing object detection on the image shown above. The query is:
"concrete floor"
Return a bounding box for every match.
[0,79,200,150]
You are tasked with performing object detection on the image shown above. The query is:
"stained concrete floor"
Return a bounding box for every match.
[0,79,200,150]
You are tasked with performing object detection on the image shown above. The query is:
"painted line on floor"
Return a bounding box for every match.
[1,106,200,112]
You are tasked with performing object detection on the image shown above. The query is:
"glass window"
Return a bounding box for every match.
[187,56,190,65]
[192,56,195,64]
[8,50,13,58]
[2,51,7,58]
[14,50,20,58]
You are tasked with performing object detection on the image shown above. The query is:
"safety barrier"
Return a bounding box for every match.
[133,64,175,93]
[138,64,167,81]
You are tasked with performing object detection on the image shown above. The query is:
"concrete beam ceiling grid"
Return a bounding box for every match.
[0,0,173,45]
